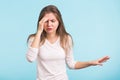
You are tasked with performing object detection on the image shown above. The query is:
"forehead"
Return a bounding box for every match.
[44,13,57,20]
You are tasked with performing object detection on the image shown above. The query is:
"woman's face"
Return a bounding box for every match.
[43,13,59,35]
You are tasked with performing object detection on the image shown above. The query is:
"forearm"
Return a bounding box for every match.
[75,61,92,69]
[74,56,110,69]
[31,31,42,48]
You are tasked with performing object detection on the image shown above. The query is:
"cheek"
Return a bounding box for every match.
[43,24,47,29]
[54,22,59,29]
[43,26,47,32]
[54,25,58,31]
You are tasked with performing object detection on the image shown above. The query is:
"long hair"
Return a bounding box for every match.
[27,5,73,54]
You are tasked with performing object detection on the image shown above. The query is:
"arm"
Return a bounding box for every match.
[65,36,110,69]
[26,17,48,62]
[26,32,41,62]
[75,56,110,69]
[65,36,77,69]
[31,17,48,48]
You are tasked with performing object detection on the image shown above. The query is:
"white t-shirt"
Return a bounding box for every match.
[26,37,76,80]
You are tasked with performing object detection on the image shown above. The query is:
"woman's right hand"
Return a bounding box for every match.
[31,17,48,48]
[37,17,48,33]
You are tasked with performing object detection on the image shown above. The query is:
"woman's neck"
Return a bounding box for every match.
[46,33,58,40]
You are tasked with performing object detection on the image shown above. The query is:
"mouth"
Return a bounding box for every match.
[47,28,52,31]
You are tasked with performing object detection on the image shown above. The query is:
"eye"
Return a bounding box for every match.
[51,20,55,23]
[45,20,48,23]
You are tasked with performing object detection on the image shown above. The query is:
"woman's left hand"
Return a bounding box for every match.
[89,56,110,66]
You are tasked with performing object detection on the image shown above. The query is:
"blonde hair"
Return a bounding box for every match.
[27,5,73,54]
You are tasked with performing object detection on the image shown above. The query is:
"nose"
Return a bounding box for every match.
[47,21,52,27]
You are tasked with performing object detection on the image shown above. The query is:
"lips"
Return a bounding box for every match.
[47,28,52,31]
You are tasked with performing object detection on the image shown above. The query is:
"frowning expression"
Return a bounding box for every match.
[43,13,59,34]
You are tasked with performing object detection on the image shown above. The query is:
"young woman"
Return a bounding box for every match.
[26,5,109,80]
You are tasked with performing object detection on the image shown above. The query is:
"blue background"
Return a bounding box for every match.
[0,0,120,80]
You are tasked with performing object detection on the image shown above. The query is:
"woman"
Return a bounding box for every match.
[26,5,109,80]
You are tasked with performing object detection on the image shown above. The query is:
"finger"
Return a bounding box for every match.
[99,56,110,63]
[43,18,48,23]
[40,17,48,23]
[100,56,110,61]
[39,17,48,29]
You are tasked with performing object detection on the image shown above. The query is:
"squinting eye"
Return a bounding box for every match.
[45,21,48,23]
[51,20,55,22]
